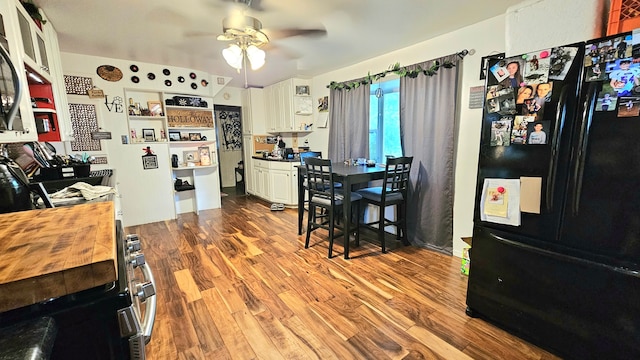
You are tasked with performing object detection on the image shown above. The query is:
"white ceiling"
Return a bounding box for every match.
[34,0,527,88]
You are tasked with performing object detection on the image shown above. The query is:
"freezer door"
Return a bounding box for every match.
[466,225,640,360]
[474,44,585,243]
[560,74,640,268]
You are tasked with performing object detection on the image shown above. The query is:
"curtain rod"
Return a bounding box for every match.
[327,49,472,90]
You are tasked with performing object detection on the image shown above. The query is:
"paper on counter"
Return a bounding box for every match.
[480,178,521,226]
[520,176,542,214]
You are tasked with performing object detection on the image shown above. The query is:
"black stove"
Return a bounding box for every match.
[0,220,156,359]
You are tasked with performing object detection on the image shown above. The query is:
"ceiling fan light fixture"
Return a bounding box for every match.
[222,44,243,71]
[246,45,265,70]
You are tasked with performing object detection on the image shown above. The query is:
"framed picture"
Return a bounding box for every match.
[147,101,163,116]
[183,150,199,165]
[142,128,155,142]
[296,85,310,96]
[168,131,181,141]
[318,96,328,112]
[198,146,211,166]
[142,154,158,169]
[189,132,201,141]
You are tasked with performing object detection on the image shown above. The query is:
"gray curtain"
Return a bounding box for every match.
[327,80,370,163]
[400,54,461,254]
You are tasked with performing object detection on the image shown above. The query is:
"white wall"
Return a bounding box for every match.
[309,15,507,258]
[59,52,229,226]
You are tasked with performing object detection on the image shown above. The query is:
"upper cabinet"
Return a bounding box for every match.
[15,2,50,82]
[0,1,72,143]
[263,78,313,134]
[241,87,265,135]
[0,0,37,143]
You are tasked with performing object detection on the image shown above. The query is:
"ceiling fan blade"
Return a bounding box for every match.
[265,28,327,40]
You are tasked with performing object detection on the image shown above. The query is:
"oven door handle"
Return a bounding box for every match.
[139,262,157,344]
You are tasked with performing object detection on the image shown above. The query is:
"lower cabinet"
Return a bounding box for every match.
[250,159,299,206]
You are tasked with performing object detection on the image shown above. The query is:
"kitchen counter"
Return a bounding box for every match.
[0,202,117,313]
[252,155,301,163]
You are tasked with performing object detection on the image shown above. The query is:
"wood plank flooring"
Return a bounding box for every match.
[127,194,561,360]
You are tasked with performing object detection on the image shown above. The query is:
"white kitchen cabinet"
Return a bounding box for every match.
[41,13,73,141]
[15,1,51,82]
[269,169,291,204]
[263,86,276,133]
[241,87,265,135]
[0,0,37,143]
[263,78,312,134]
[251,158,299,206]
[243,137,254,194]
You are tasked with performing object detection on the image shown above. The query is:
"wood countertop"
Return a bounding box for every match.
[0,202,117,313]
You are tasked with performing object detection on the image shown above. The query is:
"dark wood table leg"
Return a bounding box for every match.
[343,176,351,259]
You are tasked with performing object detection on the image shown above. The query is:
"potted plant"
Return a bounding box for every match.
[20,1,46,29]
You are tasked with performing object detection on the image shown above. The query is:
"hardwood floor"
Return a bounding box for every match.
[127,194,561,360]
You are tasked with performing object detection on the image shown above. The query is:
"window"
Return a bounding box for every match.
[369,78,402,164]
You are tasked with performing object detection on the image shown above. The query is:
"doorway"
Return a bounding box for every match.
[213,105,243,196]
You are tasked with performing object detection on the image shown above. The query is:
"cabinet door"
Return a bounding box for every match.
[270,169,291,204]
[243,138,254,194]
[261,168,270,198]
[252,167,262,196]
[280,80,294,131]
[15,3,50,81]
[263,87,276,132]
[0,1,37,142]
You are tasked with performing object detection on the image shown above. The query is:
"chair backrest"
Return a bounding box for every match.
[300,151,322,165]
[305,157,336,205]
[382,156,413,200]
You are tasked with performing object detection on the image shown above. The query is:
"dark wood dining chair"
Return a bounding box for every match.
[304,157,361,258]
[356,156,413,253]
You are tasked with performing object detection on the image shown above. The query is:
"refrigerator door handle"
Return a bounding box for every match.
[572,83,596,215]
[547,85,570,211]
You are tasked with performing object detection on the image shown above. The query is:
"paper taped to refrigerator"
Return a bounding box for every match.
[480,178,521,226]
[520,177,542,214]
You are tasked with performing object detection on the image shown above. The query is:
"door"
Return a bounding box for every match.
[474,43,585,243]
[559,32,640,268]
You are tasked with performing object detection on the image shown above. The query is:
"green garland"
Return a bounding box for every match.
[327,60,455,91]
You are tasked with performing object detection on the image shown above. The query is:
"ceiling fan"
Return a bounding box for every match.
[209,0,326,87]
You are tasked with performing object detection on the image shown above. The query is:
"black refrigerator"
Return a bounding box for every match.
[467,33,640,360]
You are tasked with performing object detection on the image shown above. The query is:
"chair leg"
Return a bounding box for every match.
[328,208,334,258]
[305,204,314,248]
[379,205,386,253]
[400,202,410,246]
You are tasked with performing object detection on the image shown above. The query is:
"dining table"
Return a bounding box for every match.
[297,162,387,259]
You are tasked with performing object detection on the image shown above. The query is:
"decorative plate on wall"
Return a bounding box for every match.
[163,69,171,76]
[177,76,185,83]
[165,79,172,87]
[96,65,123,82]
[131,76,140,83]
[189,72,196,79]
[191,83,197,90]
[201,79,209,87]
[147,73,155,80]
[130,64,139,72]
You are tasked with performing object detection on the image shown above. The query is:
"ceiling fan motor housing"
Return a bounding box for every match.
[221,15,269,45]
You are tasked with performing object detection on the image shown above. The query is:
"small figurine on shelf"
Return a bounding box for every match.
[160,129,166,141]
[142,146,154,155]
[131,129,137,142]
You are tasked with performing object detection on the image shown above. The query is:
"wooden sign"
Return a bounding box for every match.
[87,88,105,98]
[167,108,214,128]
